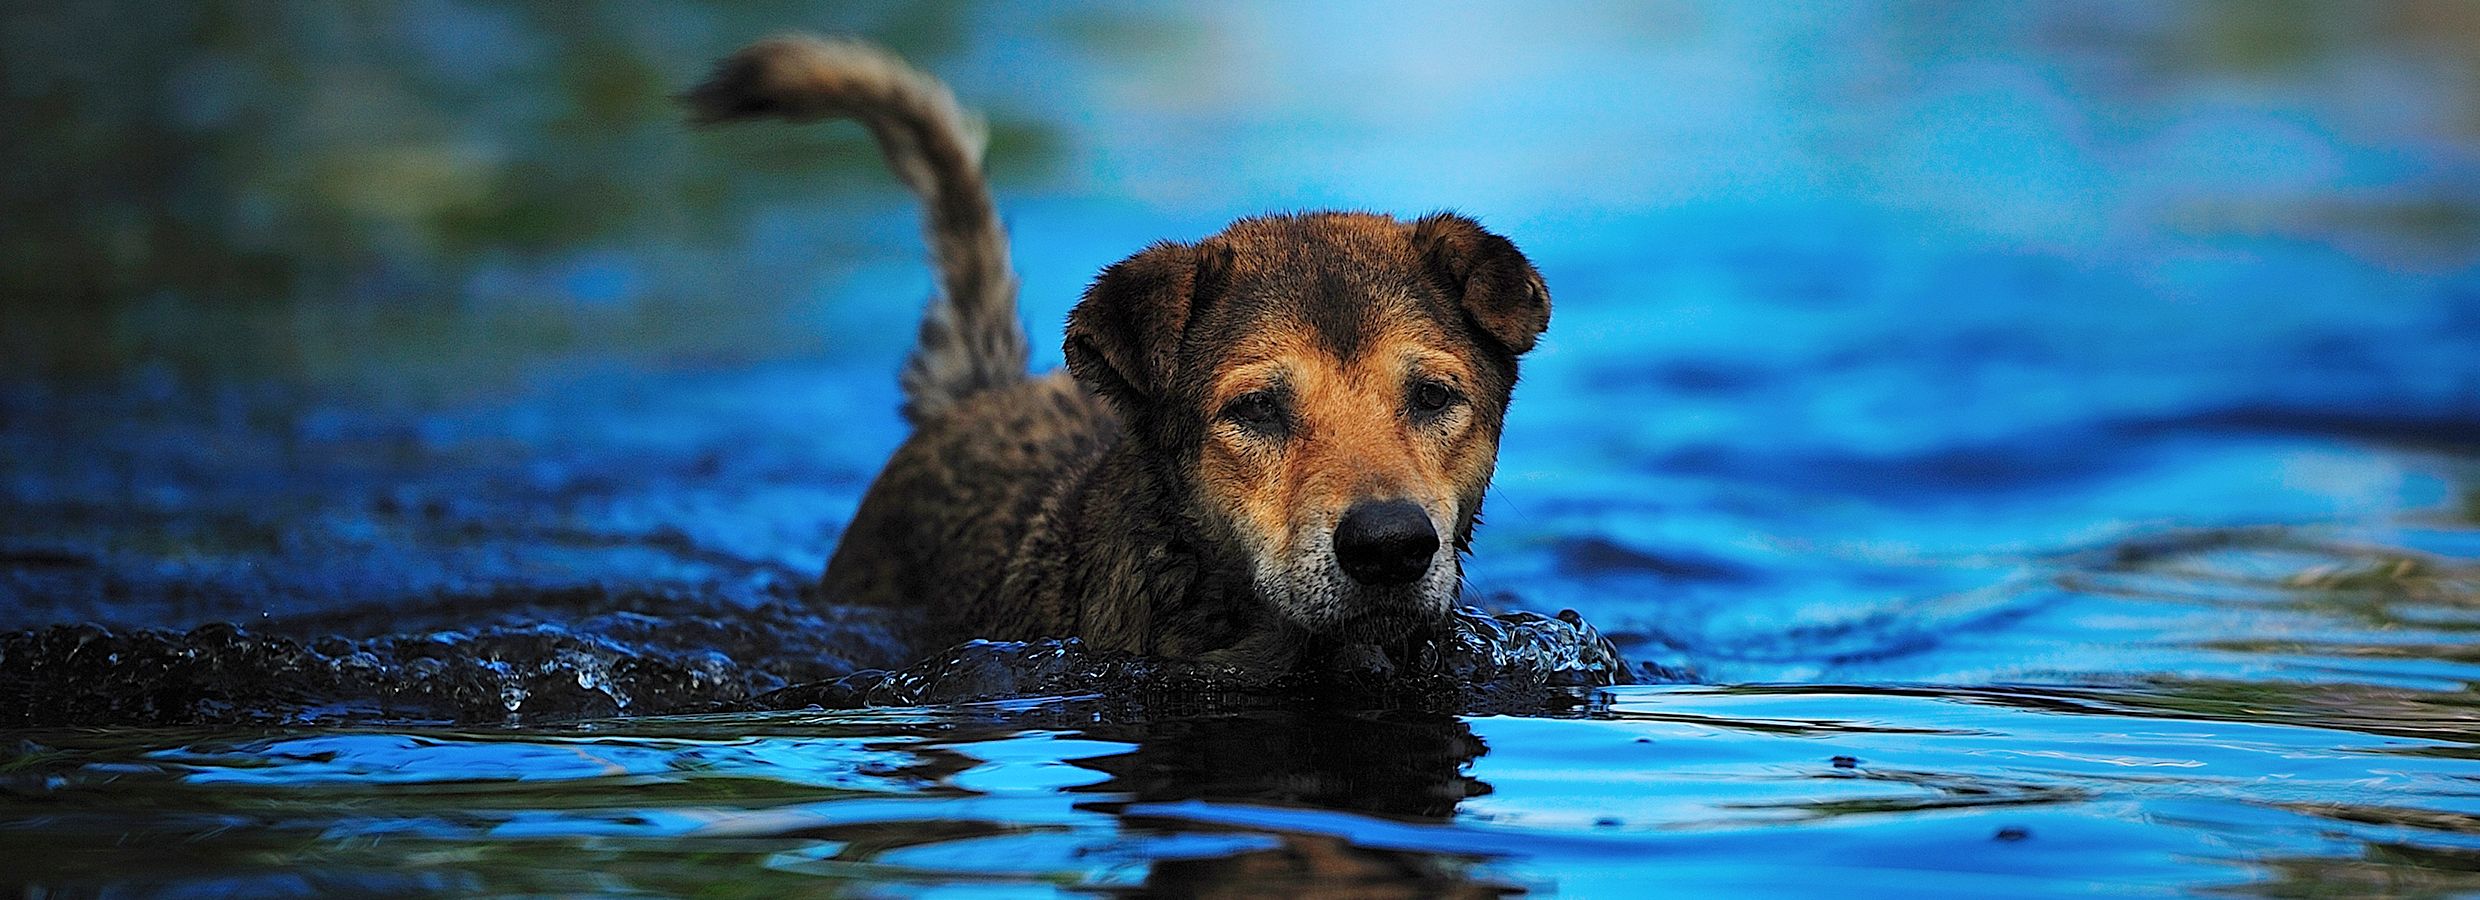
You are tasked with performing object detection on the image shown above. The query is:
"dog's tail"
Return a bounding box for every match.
[685,36,1028,423]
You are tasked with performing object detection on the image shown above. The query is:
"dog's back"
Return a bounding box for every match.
[821,372,1117,643]
[688,37,1116,645]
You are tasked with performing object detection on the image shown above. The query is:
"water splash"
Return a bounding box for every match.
[0,604,907,726]
[753,606,1665,715]
[0,605,1660,726]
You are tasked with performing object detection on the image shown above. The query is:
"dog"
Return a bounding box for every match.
[687,37,1549,671]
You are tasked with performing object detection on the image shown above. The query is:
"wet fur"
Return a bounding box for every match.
[690,37,1549,671]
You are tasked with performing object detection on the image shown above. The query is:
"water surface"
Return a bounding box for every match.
[4,1,2479,894]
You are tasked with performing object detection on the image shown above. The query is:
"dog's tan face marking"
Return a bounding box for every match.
[1062,211,1548,650]
[1193,302,1499,632]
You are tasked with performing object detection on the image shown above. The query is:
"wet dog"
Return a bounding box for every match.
[688,37,1549,671]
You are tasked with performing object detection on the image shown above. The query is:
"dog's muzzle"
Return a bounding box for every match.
[1332,499,1439,586]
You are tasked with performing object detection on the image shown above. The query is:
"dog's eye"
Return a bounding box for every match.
[1221,391,1288,435]
[1409,380,1459,417]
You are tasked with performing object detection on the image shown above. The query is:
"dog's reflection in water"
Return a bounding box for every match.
[1074,711,1518,897]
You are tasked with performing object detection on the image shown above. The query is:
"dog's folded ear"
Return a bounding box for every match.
[1413,213,1551,356]
[1065,240,1230,411]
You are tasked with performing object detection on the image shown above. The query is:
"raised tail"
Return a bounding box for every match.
[685,35,1029,423]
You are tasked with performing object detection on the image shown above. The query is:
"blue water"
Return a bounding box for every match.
[14,685,2480,894]
[4,2,2479,895]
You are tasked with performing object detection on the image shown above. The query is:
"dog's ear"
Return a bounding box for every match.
[1413,213,1550,356]
[1065,240,1230,411]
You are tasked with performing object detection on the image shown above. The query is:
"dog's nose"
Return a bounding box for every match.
[1333,500,1439,586]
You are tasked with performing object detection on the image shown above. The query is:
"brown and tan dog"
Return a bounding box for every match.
[689,37,1549,671]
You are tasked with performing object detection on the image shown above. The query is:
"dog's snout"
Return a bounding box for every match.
[1333,500,1439,586]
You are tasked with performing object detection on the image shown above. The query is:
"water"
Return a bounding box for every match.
[5,1,2480,895]
[10,686,2480,895]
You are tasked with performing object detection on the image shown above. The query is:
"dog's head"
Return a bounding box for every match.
[1065,212,1549,641]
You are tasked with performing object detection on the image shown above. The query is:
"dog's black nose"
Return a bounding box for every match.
[1334,500,1439,586]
